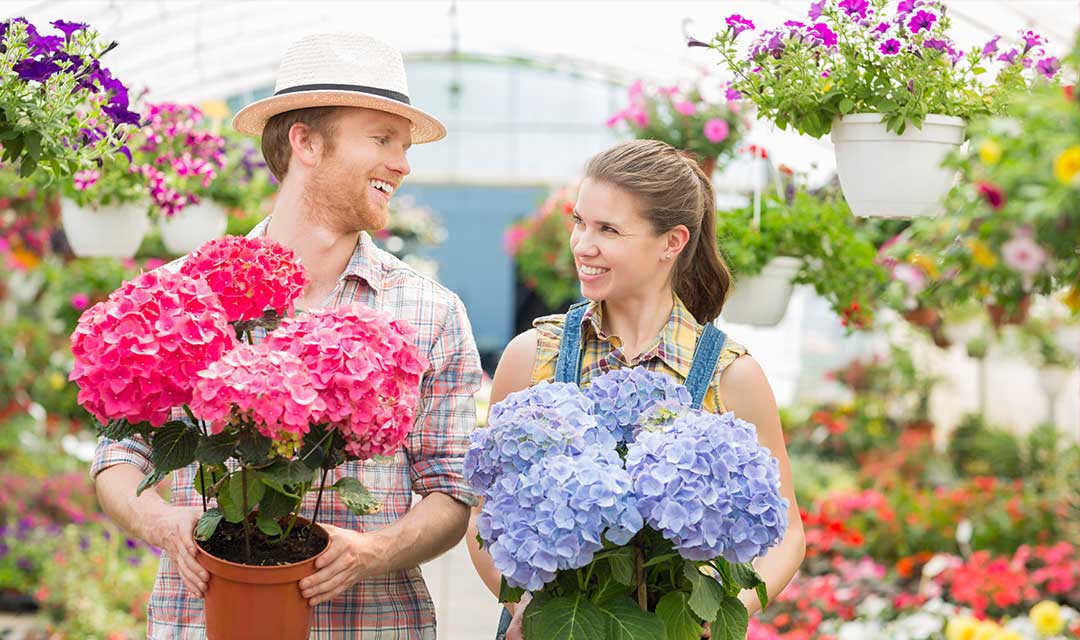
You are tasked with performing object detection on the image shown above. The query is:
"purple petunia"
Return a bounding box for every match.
[922,37,949,52]
[13,57,60,82]
[1036,56,1060,79]
[726,85,743,101]
[1021,30,1046,53]
[27,33,63,55]
[808,0,826,20]
[807,22,838,47]
[874,21,891,35]
[839,0,870,19]
[897,0,918,15]
[907,9,937,33]
[980,35,1001,58]
[879,38,902,55]
[726,14,755,37]
[998,48,1019,64]
[50,19,87,39]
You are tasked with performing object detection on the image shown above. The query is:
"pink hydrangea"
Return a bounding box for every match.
[180,235,308,323]
[69,270,237,427]
[265,303,428,459]
[189,343,325,439]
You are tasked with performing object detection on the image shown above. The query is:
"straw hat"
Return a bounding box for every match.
[232,32,445,143]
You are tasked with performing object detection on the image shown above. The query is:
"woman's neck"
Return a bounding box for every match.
[600,288,675,361]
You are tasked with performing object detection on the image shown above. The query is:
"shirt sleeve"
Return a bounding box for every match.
[406,292,483,506]
[89,435,153,479]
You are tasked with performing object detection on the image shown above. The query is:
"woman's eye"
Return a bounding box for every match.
[602,225,617,234]
[375,136,389,145]
[571,215,584,226]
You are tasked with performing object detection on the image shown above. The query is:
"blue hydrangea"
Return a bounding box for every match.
[465,382,615,491]
[584,368,693,444]
[626,410,789,563]
[476,450,643,591]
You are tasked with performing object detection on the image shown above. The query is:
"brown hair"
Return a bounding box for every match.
[259,106,346,181]
[583,139,731,324]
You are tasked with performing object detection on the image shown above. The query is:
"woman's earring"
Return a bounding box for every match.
[664,253,672,260]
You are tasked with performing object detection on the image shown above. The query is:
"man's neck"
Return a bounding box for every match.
[265,180,361,304]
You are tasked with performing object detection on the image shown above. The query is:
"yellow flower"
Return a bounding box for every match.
[199,99,231,121]
[976,283,992,298]
[1054,146,1080,184]
[823,80,833,92]
[966,239,998,268]
[908,253,940,279]
[1031,600,1065,636]
[947,616,980,640]
[48,372,66,391]
[973,620,1001,640]
[993,630,1023,640]
[979,140,1003,165]
[1063,285,1080,314]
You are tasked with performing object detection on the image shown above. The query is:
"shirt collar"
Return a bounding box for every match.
[248,217,382,292]
[578,295,700,376]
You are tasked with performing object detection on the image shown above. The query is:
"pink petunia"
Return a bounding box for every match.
[73,169,99,191]
[703,119,730,143]
[674,100,697,116]
[1001,230,1047,275]
[70,293,90,310]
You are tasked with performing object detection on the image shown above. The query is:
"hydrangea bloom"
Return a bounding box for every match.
[626,410,789,562]
[189,343,325,439]
[265,303,427,459]
[69,270,236,427]
[583,368,691,445]
[180,236,307,323]
[476,450,643,590]
[465,383,598,491]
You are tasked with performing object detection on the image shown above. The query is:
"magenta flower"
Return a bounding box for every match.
[726,14,755,37]
[1020,30,1046,53]
[70,293,90,310]
[265,304,428,459]
[725,86,743,101]
[976,182,1005,210]
[998,48,1019,64]
[189,343,326,439]
[807,23,838,47]
[892,263,928,297]
[674,100,696,116]
[896,0,918,15]
[703,119,730,143]
[628,80,644,103]
[625,103,649,128]
[1036,57,1060,79]
[50,19,87,39]
[69,270,237,427]
[179,236,308,323]
[874,21,891,35]
[907,10,937,33]
[838,0,869,19]
[504,226,528,256]
[880,38,902,55]
[808,0,825,20]
[922,38,949,52]
[1001,230,1047,275]
[980,35,1001,58]
[605,111,626,128]
[72,169,99,191]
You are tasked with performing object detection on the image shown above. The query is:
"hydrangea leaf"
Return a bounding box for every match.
[713,596,749,640]
[522,594,607,640]
[194,508,224,542]
[655,592,702,640]
[597,598,666,640]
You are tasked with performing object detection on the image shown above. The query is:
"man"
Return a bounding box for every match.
[91,32,482,639]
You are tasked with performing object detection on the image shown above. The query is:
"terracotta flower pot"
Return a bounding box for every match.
[197,520,330,640]
[987,296,1031,329]
[902,306,940,330]
[699,156,717,177]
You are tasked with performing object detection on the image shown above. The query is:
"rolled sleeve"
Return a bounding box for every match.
[89,435,153,480]
[406,293,483,506]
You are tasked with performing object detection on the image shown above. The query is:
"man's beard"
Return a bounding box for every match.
[302,158,388,233]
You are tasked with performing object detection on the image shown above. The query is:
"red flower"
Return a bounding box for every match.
[976,181,1006,210]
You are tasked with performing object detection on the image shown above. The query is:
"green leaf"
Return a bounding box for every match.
[18,155,37,177]
[194,508,224,541]
[608,547,635,587]
[499,576,524,604]
[590,565,630,608]
[258,459,313,496]
[598,598,666,640]
[684,563,725,623]
[226,472,264,518]
[655,592,702,640]
[236,431,271,464]
[642,552,679,568]
[217,475,244,523]
[298,424,329,468]
[150,421,199,473]
[756,583,769,610]
[98,418,137,440]
[333,477,382,516]
[729,562,766,592]
[258,486,298,521]
[522,594,607,640]
[195,432,238,466]
[135,469,167,496]
[256,512,282,537]
[24,131,41,163]
[838,98,855,114]
[713,596,749,640]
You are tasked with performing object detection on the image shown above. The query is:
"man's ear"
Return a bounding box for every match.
[288,122,325,168]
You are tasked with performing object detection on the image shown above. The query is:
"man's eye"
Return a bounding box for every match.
[602,226,617,234]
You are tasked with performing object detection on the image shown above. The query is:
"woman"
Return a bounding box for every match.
[467,139,805,639]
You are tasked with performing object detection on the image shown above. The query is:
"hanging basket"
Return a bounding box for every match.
[721,256,801,326]
[831,113,965,219]
[159,202,229,255]
[60,198,150,258]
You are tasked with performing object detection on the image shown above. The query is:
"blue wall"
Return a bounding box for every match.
[396,183,549,359]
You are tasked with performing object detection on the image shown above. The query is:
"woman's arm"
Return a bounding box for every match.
[717,355,806,615]
[466,329,540,599]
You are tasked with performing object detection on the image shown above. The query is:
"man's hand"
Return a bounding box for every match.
[299,523,390,606]
[143,505,206,598]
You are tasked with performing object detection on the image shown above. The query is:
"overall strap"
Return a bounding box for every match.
[685,324,727,409]
[553,301,591,385]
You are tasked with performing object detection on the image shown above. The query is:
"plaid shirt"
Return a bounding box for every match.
[90,219,483,639]
[529,296,747,412]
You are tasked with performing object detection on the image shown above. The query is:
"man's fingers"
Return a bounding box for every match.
[302,554,351,599]
[307,569,351,605]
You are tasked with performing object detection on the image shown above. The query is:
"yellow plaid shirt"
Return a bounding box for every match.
[529,296,747,412]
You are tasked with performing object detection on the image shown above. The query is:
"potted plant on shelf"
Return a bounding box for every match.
[371,195,447,279]
[0,17,139,180]
[606,77,748,175]
[505,186,580,318]
[716,188,885,329]
[68,236,428,639]
[702,0,1060,218]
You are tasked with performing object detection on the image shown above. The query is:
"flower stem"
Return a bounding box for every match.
[240,466,252,564]
[310,466,330,537]
[636,544,647,611]
[198,464,207,513]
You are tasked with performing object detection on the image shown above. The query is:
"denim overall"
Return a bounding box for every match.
[493,301,727,638]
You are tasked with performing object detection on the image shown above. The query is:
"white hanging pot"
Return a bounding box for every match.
[831,113,965,219]
[60,198,150,258]
[159,202,229,255]
[721,256,801,326]
[1037,366,1070,398]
